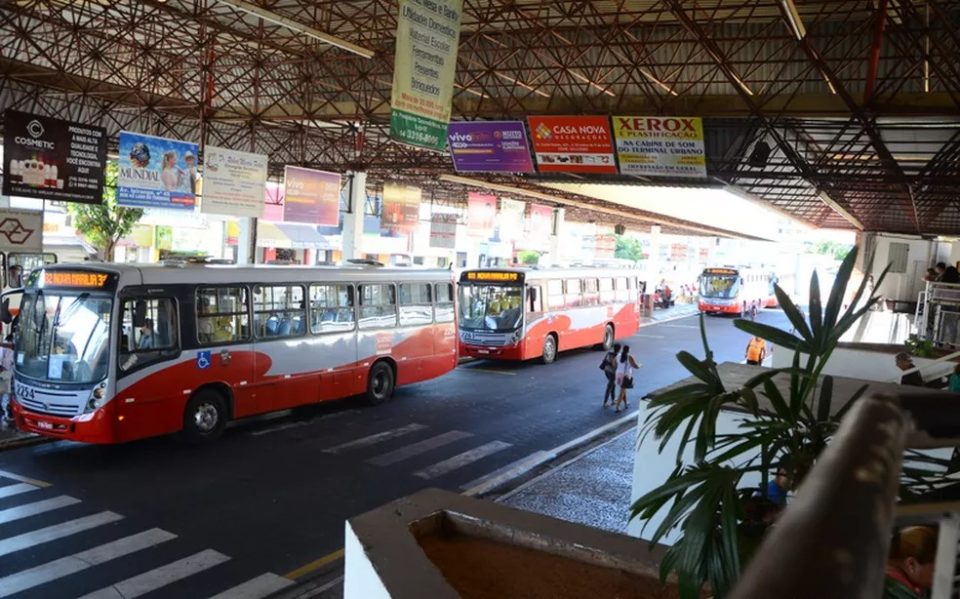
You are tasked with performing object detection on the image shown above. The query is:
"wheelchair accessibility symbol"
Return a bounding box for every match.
[196,351,212,370]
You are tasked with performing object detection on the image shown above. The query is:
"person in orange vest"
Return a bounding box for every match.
[745,336,766,365]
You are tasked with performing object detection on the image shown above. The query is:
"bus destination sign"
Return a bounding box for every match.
[42,271,111,289]
[703,268,737,276]
[464,271,521,282]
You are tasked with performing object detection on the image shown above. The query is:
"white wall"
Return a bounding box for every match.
[343,520,391,599]
[866,233,954,304]
[771,345,955,384]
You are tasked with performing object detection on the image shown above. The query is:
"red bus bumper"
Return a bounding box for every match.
[459,342,524,361]
[699,302,741,314]
[13,399,120,444]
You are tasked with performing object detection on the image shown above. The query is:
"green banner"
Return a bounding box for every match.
[390,0,463,152]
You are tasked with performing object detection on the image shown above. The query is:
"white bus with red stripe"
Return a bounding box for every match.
[697,267,779,315]
[458,267,642,363]
[11,263,457,444]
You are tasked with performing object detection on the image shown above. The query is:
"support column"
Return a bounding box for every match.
[545,208,565,266]
[236,218,254,265]
[341,172,367,262]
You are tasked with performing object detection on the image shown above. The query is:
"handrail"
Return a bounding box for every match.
[729,395,908,599]
[894,350,960,383]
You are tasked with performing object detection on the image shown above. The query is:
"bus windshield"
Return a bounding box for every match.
[459,284,523,332]
[15,292,113,384]
[700,275,740,299]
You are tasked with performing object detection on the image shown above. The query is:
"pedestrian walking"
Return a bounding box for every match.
[745,335,766,365]
[0,335,14,423]
[601,343,621,408]
[613,345,640,413]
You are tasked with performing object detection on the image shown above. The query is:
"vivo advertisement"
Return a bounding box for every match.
[117,131,199,211]
[447,121,534,173]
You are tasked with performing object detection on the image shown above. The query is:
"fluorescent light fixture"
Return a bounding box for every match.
[213,0,374,59]
[818,190,864,230]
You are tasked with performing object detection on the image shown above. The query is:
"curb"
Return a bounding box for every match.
[641,308,700,327]
[464,409,638,500]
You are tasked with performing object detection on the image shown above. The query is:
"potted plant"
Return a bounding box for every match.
[629,246,902,598]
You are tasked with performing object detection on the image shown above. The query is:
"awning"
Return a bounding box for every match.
[256,221,339,250]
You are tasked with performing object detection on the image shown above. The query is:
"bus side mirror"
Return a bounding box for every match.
[528,288,537,302]
[0,298,9,325]
[133,300,147,327]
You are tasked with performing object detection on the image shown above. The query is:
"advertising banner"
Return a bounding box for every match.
[429,213,458,249]
[527,203,554,240]
[2,110,106,204]
[283,166,341,225]
[201,146,268,218]
[382,184,422,233]
[612,116,707,179]
[117,131,198,210]
[447,121,534,173]
[467,192,497,238]
[0,209,43,252]
[390,0,464,151]
[498,198,525,242]
[527,116,616,174]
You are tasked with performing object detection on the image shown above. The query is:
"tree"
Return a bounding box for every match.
[615,235,644,261]
[68,161,144,260]
[517,250,540,265]
[812,240,852,261]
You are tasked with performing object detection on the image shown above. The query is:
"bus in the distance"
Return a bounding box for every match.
[10,263,457,444]
[458,267,642,364]
[698,267,778,316]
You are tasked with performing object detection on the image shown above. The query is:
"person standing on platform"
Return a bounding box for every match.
[613,345,640,413]
[601,343,621,408]
[745,335,766,365]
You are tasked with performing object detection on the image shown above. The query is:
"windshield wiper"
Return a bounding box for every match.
[54,293,89,326]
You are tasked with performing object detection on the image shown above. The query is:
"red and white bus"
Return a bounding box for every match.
[697,267,778,315]
[10,263,457,444]
[458,267,642,363]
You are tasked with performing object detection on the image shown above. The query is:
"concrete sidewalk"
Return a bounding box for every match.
[641,302,700,326]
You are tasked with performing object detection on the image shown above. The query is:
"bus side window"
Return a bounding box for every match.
[119,297,179,373]
[583,278,599,306]
[565,279,582,308]
[546,280,564,309]
[614,277,628,302]
[197,286,250,346]
[359,284,397,330]
[399,283,432,327]
[599,278,614,304]
[434,283,454,323]
[254,284,305,339]
[310,284,355,334]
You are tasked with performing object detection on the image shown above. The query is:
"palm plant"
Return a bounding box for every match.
[629,247,897,598]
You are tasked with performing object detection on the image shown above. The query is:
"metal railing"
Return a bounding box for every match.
[916,281,960,348]
[729,396,909,599]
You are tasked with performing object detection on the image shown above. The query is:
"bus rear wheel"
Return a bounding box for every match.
[181,389,226,443]
[600,324,614,351]
[366,361,395,406]
[541,334,558,365]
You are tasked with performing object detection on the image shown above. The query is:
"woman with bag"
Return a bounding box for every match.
[614,345,640,413]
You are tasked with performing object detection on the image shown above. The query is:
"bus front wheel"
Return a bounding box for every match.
[182,389,226,443]
[541,334,558,365]
[366,361,395,406]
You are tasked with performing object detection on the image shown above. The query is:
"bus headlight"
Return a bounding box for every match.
[86,383,108,412]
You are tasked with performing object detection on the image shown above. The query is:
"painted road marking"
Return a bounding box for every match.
[0,528,177,597]
[460,367,517,376]
[0,495,80,525]
[414,441,513,480]
[659,324,700,329]
[633,334,666,339]
[0,511,123,557]
[251,420,312,437]
[0,483,39,500]
[367,431,473,467]
[208,573,294,598]
[283,548,345,580]
[0,469,52,488]
[79,549,230,599]
[323,423,427,454]
[460,450,552,495]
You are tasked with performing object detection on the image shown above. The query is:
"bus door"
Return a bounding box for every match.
[116,290,186,439]
[397,282,436,376]
[251,284,315,410]
[524,284,545,359]
[308,283,359,399]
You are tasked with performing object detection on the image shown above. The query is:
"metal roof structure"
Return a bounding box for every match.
[2,1,958,235]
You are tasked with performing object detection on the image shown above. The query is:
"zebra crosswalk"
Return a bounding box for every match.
[0,474,293,599]
[320,422,515,484]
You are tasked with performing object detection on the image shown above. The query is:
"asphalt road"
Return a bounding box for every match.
[0,309,790,598]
